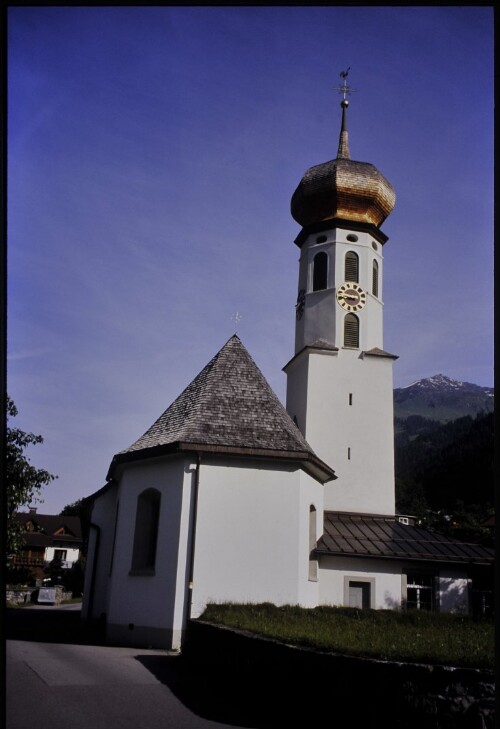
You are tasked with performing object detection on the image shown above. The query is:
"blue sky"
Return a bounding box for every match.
[8,6,494,514]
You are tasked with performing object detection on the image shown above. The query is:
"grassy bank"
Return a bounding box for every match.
[199,603,494,669]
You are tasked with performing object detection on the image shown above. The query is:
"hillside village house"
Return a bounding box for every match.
[82,79,493,649]
[11,508,83,582]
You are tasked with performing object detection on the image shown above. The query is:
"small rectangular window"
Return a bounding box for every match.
[348,581,371,609]
[349,393,353,406]
[347,447,351,460]
[406,574,435,611]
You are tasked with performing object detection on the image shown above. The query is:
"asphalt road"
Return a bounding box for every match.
[6,606,268,729]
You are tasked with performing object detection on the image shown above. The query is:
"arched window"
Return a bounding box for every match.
[372,260,379,297]
[312,251,328,291]
[131,488,161,572]
[344,251,359,282]
[309,505,318,581]
[344,313,359,348]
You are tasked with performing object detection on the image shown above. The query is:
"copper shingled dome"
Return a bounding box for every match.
[291,100,396,229]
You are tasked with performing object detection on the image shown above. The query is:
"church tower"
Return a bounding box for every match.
[284,74,397,514]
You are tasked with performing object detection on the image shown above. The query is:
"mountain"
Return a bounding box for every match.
[394,374,494,424]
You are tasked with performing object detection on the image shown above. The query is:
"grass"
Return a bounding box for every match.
[199,603,494,669]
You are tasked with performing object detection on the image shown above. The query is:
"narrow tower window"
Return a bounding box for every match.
[349,393,353,406]
[345,251,359,282]
[344,313,359,348]
[131,488,161,572]
[372,260,379,297]
[312,251,328,291]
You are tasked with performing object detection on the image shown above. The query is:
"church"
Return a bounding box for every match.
[81,80,493,650]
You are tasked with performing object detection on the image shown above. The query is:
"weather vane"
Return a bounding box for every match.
[334,67,356,102]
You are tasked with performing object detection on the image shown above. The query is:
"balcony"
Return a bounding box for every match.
[10,555,45,567]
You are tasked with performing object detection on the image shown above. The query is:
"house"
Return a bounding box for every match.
[81,77,493,649]
[12,508,83,581]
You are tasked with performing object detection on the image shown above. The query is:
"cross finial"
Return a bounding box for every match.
[334,67,356,105]
[334,68,353,159]
[231,311,242,329]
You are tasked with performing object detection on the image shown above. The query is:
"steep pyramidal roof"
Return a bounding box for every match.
[108,335,335,483]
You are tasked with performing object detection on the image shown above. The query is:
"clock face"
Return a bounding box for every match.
[336,282,367,312]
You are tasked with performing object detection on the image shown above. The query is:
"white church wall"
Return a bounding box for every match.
[305,350,395,514]
[190,458,323,618]
[318,555,402,609]
[297,471,324,607]
[284,351,311,437]
[105,456,194,649]
[81,482,118,621]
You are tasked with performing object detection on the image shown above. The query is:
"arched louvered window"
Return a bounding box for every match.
[313,251,328,291]
[372,260,379,297]
[344,313,359,348]
[345,251,359,282]
[131,488,161,572]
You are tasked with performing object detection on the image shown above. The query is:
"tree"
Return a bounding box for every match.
[6,396,57,563]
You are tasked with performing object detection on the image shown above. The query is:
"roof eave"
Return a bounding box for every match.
[107,440,336,485]
[293,219,389,248]
[315,548,494,566]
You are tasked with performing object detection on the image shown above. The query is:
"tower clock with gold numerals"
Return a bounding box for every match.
[336,282,367,312]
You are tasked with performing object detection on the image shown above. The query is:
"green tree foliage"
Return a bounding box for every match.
[395,412,494,545]
[6,396,57,562]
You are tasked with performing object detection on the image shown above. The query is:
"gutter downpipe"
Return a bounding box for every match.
[86,522,101,625]
[187,452,202,621]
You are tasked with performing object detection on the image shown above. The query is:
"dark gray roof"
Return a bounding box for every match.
[316,512,494,565]
[363,347,398,360]
[15,512,83,547]
[283,339,338,372]
[109,335,336,483]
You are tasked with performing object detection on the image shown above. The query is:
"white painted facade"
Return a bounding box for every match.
[83,454,324,649]
[318,555,403,609]
[293,227,385,354]
[191,458,323,618]
[82,481,118,620]
[45,545,81,568]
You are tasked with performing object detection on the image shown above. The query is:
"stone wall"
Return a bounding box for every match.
[6,586,73,605]
[184,620,495,729]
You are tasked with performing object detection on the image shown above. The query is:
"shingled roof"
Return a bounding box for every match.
[15,512,83,548]
[316,512,494,565]
[108,335,336,483]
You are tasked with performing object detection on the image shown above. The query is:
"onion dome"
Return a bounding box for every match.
[291,98,396,229]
